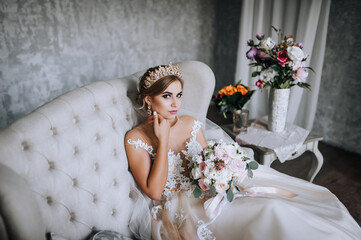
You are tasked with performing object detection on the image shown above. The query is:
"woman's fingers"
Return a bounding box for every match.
[153,111,159,127]
[148,115,155,124]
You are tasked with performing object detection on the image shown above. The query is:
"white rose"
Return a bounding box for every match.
[195,155,203,164]
[191,167,202,179]
[287,46,304,62]
[215,181,229,193]
[260,68,278,82]
[290,61,302,71]
[260,37,275,50]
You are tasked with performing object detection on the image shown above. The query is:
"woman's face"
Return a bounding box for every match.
[147,80,183,120]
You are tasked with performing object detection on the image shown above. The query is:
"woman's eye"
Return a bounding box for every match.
[176,93,183,98]
[162,94,171,99]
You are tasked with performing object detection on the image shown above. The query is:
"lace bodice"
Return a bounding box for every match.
[127,120,203,203]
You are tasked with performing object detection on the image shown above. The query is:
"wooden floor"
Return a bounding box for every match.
[207,106,361,227]
[272,142,361,226]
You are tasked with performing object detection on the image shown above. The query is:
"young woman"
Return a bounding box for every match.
[125,64,361,240]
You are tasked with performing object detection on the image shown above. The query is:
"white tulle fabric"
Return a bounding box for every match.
[128,120,361,240]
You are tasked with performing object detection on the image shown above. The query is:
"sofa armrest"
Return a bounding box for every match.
[0,162,46,240]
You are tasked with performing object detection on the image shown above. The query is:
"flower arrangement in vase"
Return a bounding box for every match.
[214,81,255,133]
[246,27,313,132]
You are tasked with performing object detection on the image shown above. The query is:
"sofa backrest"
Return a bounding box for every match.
[0,60,215,239]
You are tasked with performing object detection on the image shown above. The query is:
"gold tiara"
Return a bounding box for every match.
[144,64,183,89]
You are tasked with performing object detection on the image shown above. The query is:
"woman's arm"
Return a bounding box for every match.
[125,113,170,201]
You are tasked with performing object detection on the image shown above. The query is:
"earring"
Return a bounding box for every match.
[147,105,152,116]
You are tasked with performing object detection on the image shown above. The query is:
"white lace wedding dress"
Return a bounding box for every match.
[127,120,361,240]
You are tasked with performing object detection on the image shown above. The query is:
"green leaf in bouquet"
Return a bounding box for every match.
[247,169,254,178]
[297,82,311,90]
[192,179,199,185]
[247,161,259,170]
[193,187,202,199]
[226,189,234,202]
[280,80,291,89]
[270,64,280,72]
[251,71,260,77]
[210,185,217,196]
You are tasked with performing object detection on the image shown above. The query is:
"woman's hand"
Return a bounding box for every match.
[152,111,170,144]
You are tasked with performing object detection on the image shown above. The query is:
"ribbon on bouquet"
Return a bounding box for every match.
[197,186,298,239]
[203,186,298,219]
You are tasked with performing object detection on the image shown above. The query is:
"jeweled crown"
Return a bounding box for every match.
[144,64,183,89]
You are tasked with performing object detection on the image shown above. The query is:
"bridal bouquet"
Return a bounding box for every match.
[214,81,255,118]
[190,140,258,202]
[246,27,313,89]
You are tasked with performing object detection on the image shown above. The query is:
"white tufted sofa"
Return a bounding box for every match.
[0,61,215,240]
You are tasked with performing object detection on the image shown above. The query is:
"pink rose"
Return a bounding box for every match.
[256,79,264,89]
[277,50,290,67]
[215,148,229,162]
[199,179,210,191]
[229,158,247,174]
[199,161,206,172]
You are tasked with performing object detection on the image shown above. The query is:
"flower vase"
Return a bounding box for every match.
[268,88,290,133]
[233,109,249,134]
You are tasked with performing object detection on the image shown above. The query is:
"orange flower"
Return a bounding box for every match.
[236,84,248,95]
[218,85,237,96]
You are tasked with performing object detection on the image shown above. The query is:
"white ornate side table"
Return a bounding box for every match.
[221,123,324,182]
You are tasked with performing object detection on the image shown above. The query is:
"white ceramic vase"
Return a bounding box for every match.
[268,88,290,133]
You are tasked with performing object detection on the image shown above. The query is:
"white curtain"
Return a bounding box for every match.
[235,0,331,130]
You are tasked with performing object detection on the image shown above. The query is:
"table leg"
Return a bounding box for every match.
[261,154,274,167]
[306,141,324,182]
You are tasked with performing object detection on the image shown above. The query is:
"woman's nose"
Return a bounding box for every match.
[171,96,177,107]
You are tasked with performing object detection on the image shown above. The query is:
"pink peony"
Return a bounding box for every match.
[293,68,309,82]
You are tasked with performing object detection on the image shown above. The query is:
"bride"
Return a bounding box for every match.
[125,64,361,240]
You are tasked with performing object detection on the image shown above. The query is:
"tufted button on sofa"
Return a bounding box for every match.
[0,61,215,240]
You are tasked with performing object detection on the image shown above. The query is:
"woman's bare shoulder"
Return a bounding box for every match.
[125,124,147,142]
[179,115,197,124]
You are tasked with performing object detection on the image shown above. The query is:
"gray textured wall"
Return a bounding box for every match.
[1,0,361,155]
[0,0,215,128]
[212,0,242,92]
[313,0,361,155]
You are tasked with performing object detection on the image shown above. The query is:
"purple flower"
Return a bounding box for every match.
[247,39,254,46]
[257,49,270,61]
[256,33,264,40]
[296,42,304,48]
[246,47,258,60]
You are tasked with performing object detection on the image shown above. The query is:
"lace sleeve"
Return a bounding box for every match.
[190,120,202,141]
[127,139,156,158]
